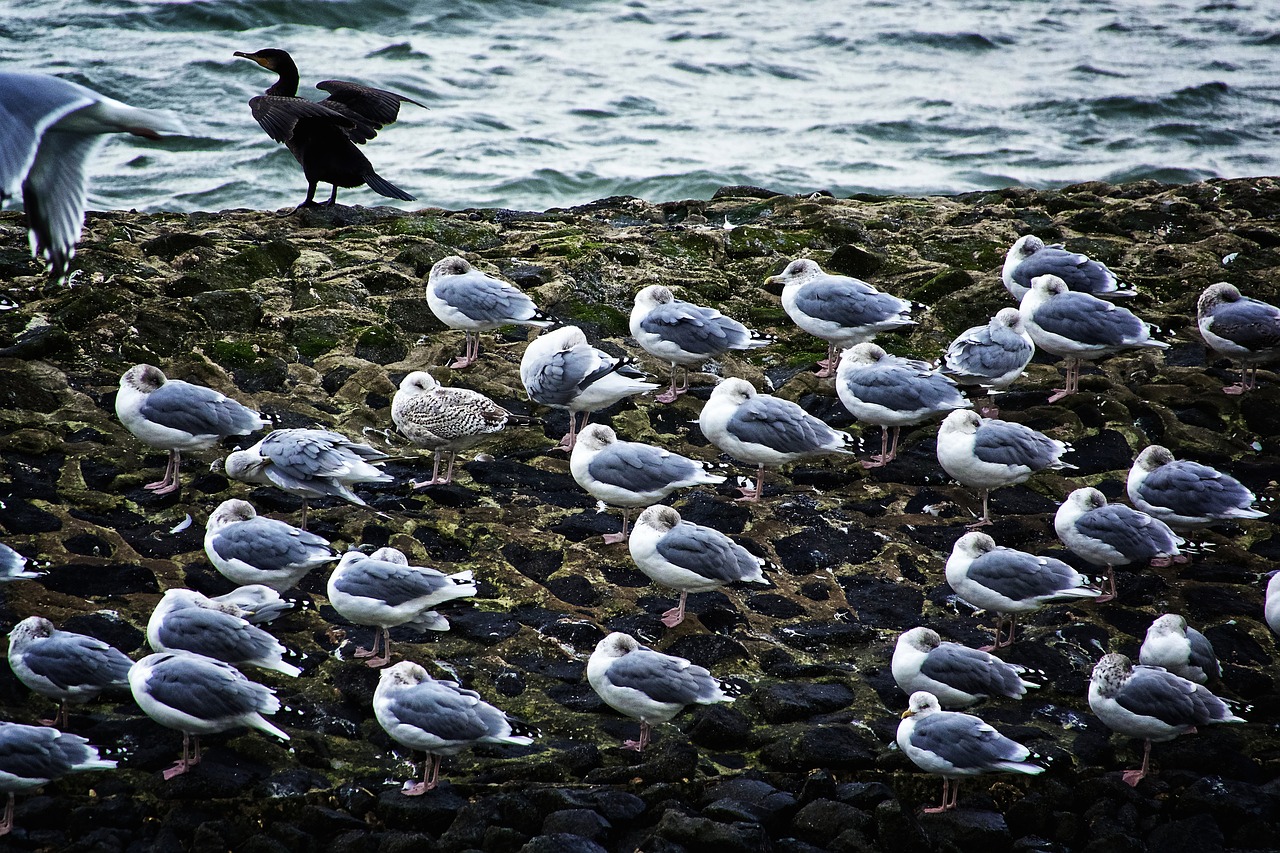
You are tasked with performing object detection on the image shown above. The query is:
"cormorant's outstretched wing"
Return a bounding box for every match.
[316,80,424,142]
[247,95,356,145]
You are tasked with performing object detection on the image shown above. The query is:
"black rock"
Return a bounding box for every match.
[753,682,855,723]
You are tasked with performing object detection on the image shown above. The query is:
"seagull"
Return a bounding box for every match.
[1087,652,1242,786]
[326,548,477,667]
[896,691,1043,813]
[373,660,535,795]
[0,722,115,837]
[146,588,301,677]
[891,627,1039,709]
[129,650,289,780]
[586,632,739,751]
[426,255,553,369]
[1267,572,1280,638]
[222,428,393,528]
[115,364,268,495]
[1126,444,1266,529]
[628,284,772,403]
[0,543,40,581]
[209,584,294,625]
[767,258,915,378]
[0,72,186,281]
[391,370,518,487]
[942,307,1036,416]
[1001,234,1134,301]
[204,498,338,592]
[945,531,1103,650]
[936,409,1073,527]
[697,377,852,501]
[520,325,659,450]
[569,424,726,544]
[1054,487,1185,602]
[7,616,134,728]
[836,343,970,469]
[1139,614,1220,684]
[1196,282,1280,394]
[1019,274,1167,402]
[627,504,769,627]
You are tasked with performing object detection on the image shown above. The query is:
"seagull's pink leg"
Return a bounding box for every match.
[736,464,766,501]
[623,721,651,751]
[661,591,688,627]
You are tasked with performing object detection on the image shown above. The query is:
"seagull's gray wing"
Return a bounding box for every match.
[918,644,1026,699]
[1139,462,1254,518]
[0,724,96,779]
[908,711,1029,770]
[1114,665,1218,726]
[154,607,278,664]
[795,278,904,326]
[21,634,132,689]
[728,396,838,453]
[654,522,757,583]
[606,649,719,704]
[947,325,1032,378]
[640,301,750,356]
[587,443,698,493]
[1209,298,1280,351]
[140,380,261,438]
[22,130,101,279]
[1032,293,1146,347]
[524,346,599,406]
[144,656,271,718]
[431,270,536,324]
[1185,629,1221,680]
[1074,506,1174,559]
[967,550,1081,603]
[0,74,95,199]
[1012,246,1117,295]
[332,561,451,606]
[972,421,1060,468]
[846,365,962,411]
[209,518,332,571]
[383,681,494,741]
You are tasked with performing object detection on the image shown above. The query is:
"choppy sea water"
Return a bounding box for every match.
[3,0,1279,214]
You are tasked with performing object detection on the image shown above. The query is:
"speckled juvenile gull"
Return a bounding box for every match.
[0,72,186,281]
[1267,572,1280,637]
[146,588,301,677]
[1019,274,1167,402]
[629,284,773,402]
[1001,234,1134,301]
[374,660,535,794]
[204,498,337,591]
[1088,652,1242,786]
[698,377,852,501]
[1054,487,1185,602]
[7,616,134,727]
[891,627,1039,709]
[0,543,39,581]
[0,721,115,836]
[391,370,517,487]
[768,258,915,378]
[426,255,552,369]
[1126,445,1265,529]
[936,410,1073,527]
[209,585,293,625]
[942,307,1036,415]
[116,364,268,495]
[1197,282,1280,394]
[222,428,393,528]
[129,650,289,780]
[628,505,768,627]
[1139,614,1220,684]
[570,424,726,544]
[520,324,659,450]
[587,632,738,751]
[836,343,970,469]
[896,691,1043,813]
[327,548,476,667]
[946,531,1102,650]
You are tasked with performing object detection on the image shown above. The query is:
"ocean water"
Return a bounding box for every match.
[3,0,1279,214]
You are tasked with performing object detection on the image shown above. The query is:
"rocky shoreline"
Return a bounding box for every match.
[0,178,1278,852]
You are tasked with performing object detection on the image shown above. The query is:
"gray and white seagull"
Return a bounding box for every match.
[1001,234,1134,301]
[1054,487,1185,602]
[7,616,134,728]
[146,588,301,677]
[1126,444,1266,529]
[426,255,553,369]
[942,307,1036,416]
[0,722,115,837]
[204,498,338,592]
[891,626,1039,709]
[1196,282,1280,394]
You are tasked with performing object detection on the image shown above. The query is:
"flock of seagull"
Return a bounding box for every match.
[1,231,1277,828]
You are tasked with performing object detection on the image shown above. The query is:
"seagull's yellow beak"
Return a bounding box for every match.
[901,708,915,719]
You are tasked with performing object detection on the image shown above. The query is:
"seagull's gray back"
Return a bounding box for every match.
[794,278,904,327]
[655,522,758,583]
[384,679,502,742]
[154,607,280,665]
[1011,245,1116,295]
[588,443,698,493]
[432,270,537,324]
[1138,461,1253,517]
[1032,293,1146,346]
[0,722,103,784]
[332,560,452,606]
[607,649,720,705]
[728,395,838,454]
[640,300,751,356]
[144,656,273,719]
[972,421,1061,469]
[1074,506,1176,560]
[967,550,1081,603]
[211,517,331,571]
[1186,628,1222,680]
[21,632,132,689]
[1114,665,1233,727]
[1208,298,1280,351]
[907,711,1029,770]
[919,643,1027,700]
[139,381,262,439]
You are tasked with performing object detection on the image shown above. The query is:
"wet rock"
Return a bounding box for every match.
[753,682,855,723]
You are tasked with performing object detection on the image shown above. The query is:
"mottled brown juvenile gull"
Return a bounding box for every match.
[1054,487,1184,602]
[222,427,393,528]
[7,616,134,727]
[1196,282,1280,394]
[896,691,1043,813]
[945,531,1102,650]
[836,343,970,469]
[116,364,268,495]
[129,650,289,780]
[629,284,773,403]
[204,498,337,592]
[391,370,517,487]
[326,548,476,667]
[146,589,301,677]
[891,627,1039,709]
[374,660,535,794]
[0,722,115,836]
[0,72,186,281]
[936,409,1073,528]
[628,505,768,627]
[587,632,738,751]
[520,324,659,450]
[570,424,726,544]
[427,255,553,369]
[0,543,39,582]
[768,258,915,378]
[1001,234,1134,300]
[1126,444,1265,529]
[1019,274,1167,402]
[1139,614,1220,684]
[698,377,852,501]
[942,307,1036,416]
[1087,652,1242,786]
